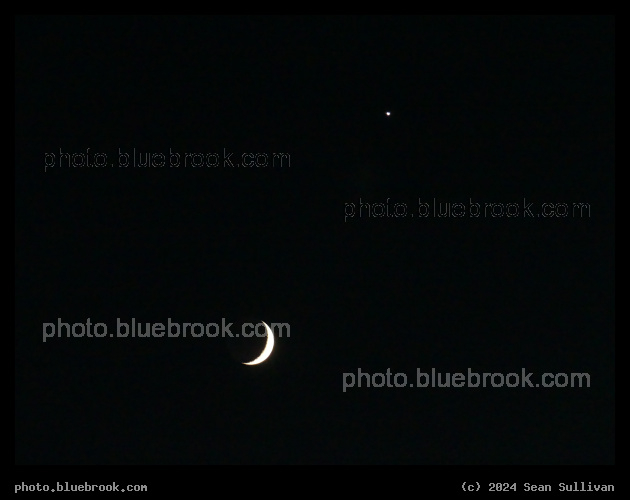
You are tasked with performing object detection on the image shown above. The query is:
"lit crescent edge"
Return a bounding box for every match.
[243,321,274,365]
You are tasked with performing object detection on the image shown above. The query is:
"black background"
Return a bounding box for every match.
[15,15,614,465]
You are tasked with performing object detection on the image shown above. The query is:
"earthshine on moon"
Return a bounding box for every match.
[243,321,275,365]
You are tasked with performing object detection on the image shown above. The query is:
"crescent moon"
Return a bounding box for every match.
[243,321,274,365]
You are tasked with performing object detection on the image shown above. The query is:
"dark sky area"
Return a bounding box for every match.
[15,15,614,465]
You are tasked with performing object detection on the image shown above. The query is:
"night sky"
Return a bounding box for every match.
[15,16,614,465]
